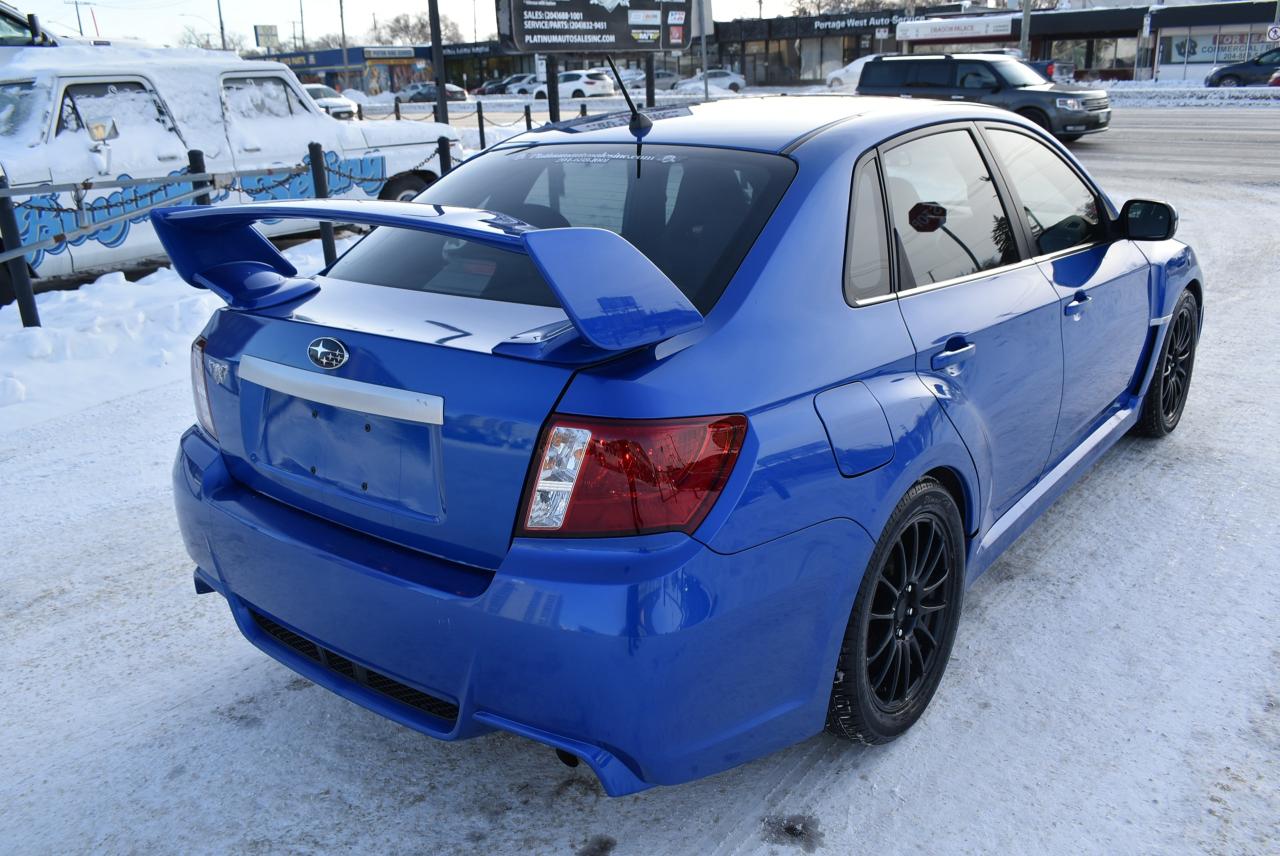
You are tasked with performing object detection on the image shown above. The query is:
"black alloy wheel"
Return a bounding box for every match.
[1136,289,1199,437]
[827,478,965,743]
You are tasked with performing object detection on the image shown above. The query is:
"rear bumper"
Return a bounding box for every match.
[175,427,873,795]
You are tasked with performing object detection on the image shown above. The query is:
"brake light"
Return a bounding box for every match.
[190,337,217,439]
[1045,62,1055,78]
[519,414,748,537]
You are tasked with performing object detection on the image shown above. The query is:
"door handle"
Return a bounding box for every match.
[931,341,976,370]
[950,95,965,100]
[1064,291,1092,318]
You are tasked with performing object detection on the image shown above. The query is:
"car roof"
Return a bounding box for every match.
[879,53,1017,63]
[498,94,1008,155]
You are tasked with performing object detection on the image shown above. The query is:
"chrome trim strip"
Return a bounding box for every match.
[1149,313,1173,327]
[238,355,444,425]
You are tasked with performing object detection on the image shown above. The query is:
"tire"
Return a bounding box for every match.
[535,91,546,100]
[1135,289,1199,438]
[1017,108,1052,133]
[729,83,741,92]
[829,78,843,88]
[380,174,430,202]
[572,90,585,99]
[1218,75,1240,88]
[826,477,965,744]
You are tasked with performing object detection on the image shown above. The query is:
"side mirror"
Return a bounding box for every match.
[1119,199,1178,241]
[86,117,119,143]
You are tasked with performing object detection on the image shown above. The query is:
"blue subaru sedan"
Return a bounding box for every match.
[157,96,1202,796]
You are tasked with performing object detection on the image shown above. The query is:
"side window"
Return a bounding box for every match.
[223,76,309,120]
[986,129,1104,255]
[956,62,998,90]
[860,62,908,87]
[55,81,181,141]
[882,130,1019,287]
[909,61,954,87]
[844,158,892,303]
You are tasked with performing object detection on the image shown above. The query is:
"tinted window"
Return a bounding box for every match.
[987,129,1104,255]
[860,62,909,87]
[994,60,1048,87]
[845,159,892,302]
[957,62,998,89]
[1258,49,1280,64]
[882,130,1018,287]
[327,145,797,313]
[909,61,954,87]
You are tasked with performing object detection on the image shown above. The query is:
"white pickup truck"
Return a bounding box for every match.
[0,40,463,295]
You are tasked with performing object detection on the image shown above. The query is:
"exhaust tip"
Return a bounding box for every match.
[554,748,581,768]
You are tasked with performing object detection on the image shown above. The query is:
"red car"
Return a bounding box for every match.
[1269,69,1280,86]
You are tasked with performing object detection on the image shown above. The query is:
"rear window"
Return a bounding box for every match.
[327,144,796,314]
[859,61,909,87]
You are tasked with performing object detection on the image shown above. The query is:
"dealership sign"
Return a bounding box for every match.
[497,0,695,53]
[896,15,1016,42]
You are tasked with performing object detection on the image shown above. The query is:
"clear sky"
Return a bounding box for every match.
[25,0,793,49]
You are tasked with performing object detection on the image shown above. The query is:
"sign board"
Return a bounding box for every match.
[496,0,694,53]
[896,15,1015,42]
[253,24,279,49]
[365,46,415,59]
[875,27,889,40]
[1141,14,1151,39]
[1268,24,1280,43]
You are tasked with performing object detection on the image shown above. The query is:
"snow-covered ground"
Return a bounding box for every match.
[1,109,1278,854]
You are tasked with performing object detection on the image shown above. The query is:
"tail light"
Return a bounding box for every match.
[519,414,748,538]
[1045,62,1055,79]
[190,337,217,439]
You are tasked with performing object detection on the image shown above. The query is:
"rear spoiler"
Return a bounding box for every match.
[150,199,703,353]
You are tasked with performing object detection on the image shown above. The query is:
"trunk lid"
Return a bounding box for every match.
[204,282,577,570]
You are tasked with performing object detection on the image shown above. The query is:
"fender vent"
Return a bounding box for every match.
[250,610,459,723]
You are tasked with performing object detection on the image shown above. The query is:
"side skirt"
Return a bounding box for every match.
[968,400,1141,581]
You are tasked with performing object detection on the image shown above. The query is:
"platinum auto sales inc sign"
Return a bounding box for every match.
[496,0,695,53]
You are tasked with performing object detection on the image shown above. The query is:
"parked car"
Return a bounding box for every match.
[626,69,680,90]
[471,75,522,96]
[678,68,745,92]
[1205,46,1280,87]
[0,42,463,296]
[826,54,892,88]
[160,95,1201,797]
[857,53,1111,142]
[533,70,615,99]
[503,72,541,95]
[395,81,468,104]
[302,83,357,120]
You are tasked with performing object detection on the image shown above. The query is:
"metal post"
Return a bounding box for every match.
[394,100,401,120]
[697,0,710,100]
[427,0,449,125]
[299,0,306,49]
[339,0,350,90]
[356,103,364,121]
[644,52,656,108]
[187,149,212,205]
[524,104,532,130]
[0,176,41,327]
[1019,0,1031,59]
[433,104,439,123]
[476,101,486,149]
[216,0,227,51]
[546,55,560,123]
[579,102,587,117]
[436,137,453,175]
[307,142,337,266]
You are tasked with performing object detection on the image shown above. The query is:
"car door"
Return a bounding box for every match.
[982,125,1151,464]
[886,125,1065,526]
[1250,48,1280,84]
[222,74,332,180]
[904,59,957,101]
[49,77,189,273]
[953,61,999,103]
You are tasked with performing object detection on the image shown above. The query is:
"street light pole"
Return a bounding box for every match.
[1019,0,1031,59]
[427,0,449,125]
[299,0,306,50]
[215,0,226,50]
[339,0,350,90]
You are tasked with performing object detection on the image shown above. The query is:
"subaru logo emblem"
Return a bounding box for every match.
[307,337,348,370]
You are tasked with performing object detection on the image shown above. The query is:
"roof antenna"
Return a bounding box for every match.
[605,55,651,178]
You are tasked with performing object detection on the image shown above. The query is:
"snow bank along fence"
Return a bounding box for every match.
[0,137,457,329]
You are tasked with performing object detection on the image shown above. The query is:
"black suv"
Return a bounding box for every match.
[857,54,1111,142]
[1205,47,1280,87]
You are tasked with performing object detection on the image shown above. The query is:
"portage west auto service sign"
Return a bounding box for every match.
[497,0,695,53]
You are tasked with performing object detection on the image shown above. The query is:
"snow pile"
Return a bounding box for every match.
[1104,83,1280,108]
[0,235,354,431]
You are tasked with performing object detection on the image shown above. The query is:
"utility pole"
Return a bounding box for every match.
[298,0,306,50]
[216,0,226,50]
[64,0,84,35]
[1019,0,1031,59]
[427,0,449,125]
[339,0,350,90]
[697,0,709,99]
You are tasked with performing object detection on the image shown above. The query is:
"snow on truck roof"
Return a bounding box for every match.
[0,44,292,79]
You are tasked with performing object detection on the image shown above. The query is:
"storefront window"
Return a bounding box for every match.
[767,39,800,84]
[821,36,843,76]
[1052,38,1088,68]
[1215,30,1251,63]
[800,38,822,80]
[1113,38,1137,69]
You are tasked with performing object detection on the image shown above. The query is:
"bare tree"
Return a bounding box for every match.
[308,32,349,49]
[365,13,465,45]
[177,25,247,52]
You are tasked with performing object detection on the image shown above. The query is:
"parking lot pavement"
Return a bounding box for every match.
[2,107,1278,855]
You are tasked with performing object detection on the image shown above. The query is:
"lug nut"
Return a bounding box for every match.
[896,628,903,637]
